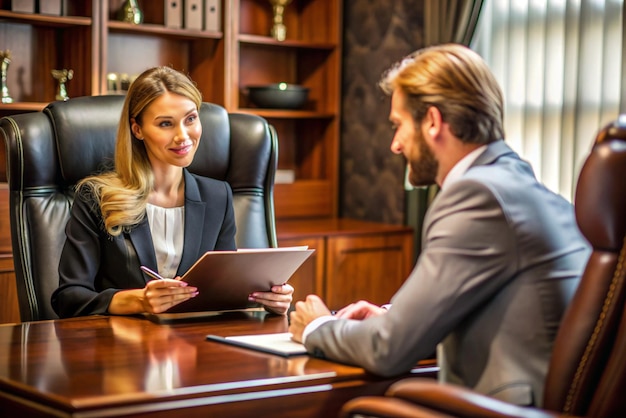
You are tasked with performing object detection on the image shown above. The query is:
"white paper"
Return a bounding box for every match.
[224,332,307,355]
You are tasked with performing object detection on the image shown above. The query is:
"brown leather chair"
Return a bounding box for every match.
[340,117,626,418]
[0,95,278,322]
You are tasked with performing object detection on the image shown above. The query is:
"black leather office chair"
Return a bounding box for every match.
[0,95,278,322]
[340,117,626,417]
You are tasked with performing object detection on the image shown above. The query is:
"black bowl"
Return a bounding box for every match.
[246,83,309,109]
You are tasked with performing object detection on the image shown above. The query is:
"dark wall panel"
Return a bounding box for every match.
[340,0,424,224]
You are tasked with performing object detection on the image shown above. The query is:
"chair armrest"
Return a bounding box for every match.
[339,396,453,418]
[385,378,560,418]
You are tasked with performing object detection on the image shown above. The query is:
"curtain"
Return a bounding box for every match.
[424,0,485,46]
[406,0,485,261]
[472,0,623,201]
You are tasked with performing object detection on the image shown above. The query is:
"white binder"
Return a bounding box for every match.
[11,0,35,13]
[39,0,63,15]
[164,0,183,29]
[184,0,203,30]
[204,0,221,32]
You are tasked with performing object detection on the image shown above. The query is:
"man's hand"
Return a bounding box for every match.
[334,300,387,319]
[289,294,332,342]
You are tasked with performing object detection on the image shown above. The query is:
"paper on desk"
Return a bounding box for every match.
[206,332,308,357]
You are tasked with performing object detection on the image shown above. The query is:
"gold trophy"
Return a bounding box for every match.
[118,0,143,24]
[269,0,292,41]
[1,50,13,104]
[51,69,74,101]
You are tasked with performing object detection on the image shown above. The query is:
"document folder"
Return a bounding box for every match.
[165,247,314,313]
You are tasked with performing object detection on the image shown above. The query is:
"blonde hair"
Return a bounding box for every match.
[380,43,504,144]
[78,66,203,236]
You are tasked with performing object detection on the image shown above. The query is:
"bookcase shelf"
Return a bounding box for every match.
[0,0,341,218]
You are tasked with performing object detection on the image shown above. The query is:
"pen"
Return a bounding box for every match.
[140,265,166,281]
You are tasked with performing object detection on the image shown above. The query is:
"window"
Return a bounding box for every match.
[472,0,623,200]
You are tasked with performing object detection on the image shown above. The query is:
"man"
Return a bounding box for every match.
[288,44,590,407]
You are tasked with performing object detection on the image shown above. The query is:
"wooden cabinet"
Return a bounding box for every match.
[102,0,226,104]
[0,0,342,219]
[278,235,326,305]
[278,219,414,311]
[0,185,18,324]
[229,0,342,218]
[0,3,97,113]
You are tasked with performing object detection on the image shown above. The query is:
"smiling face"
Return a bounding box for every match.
[388,89,438,187]
[131,91,202,172]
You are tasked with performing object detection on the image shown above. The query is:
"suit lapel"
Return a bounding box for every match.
[128,218,157,283]
[178,170,206,274]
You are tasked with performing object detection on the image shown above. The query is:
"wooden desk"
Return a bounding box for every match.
[0,312,437,417]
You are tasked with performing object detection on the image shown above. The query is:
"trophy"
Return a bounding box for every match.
[118,0,143,25]
[269,0,292,41]
[1,50,13,104]
[51,69,74,101]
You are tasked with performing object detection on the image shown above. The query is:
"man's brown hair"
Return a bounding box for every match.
[380,43,505,145]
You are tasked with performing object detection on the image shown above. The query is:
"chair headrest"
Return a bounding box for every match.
[46,95,122,184]
[45,96,233,186]
[575,116,626,250]
[188,102,230,180]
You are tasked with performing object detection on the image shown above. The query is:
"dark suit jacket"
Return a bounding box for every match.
[305,141,590,407]
[52,169,236,318]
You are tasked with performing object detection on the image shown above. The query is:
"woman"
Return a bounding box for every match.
[52,66,293,318]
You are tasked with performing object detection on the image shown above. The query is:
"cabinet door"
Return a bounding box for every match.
[0,258,19,324]
[278,237,325,305]
[0,186,18,323]
[325,233,414,310]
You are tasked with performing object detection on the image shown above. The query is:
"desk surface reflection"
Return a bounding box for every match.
[0,311,437,417]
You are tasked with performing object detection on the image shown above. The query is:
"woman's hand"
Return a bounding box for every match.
[142,278,199,313]
[249,283,294,315]
[109,278,198,315]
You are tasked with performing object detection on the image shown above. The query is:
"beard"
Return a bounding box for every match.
[407,130,438,187]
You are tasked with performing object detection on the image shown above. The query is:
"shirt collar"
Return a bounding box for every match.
[440,145,487,190]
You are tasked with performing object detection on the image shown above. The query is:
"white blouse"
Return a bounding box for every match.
[145,203,185,279]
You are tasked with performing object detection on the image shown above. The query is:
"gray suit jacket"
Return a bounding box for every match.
[305,140,590,406]
[52,169,237,318]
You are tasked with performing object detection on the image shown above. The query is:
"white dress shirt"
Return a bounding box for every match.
[146,204,184,279]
